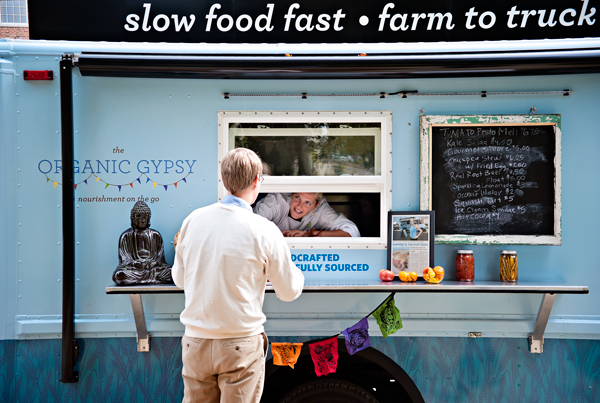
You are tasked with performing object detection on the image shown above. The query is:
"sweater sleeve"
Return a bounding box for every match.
[172,210,200,289]
[262,224,304,302]
[317,201,361,237]
[253,193,281,222]
[171,218,188,289]
[331,213,361,237]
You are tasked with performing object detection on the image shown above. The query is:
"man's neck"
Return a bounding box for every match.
[231,190,255,205]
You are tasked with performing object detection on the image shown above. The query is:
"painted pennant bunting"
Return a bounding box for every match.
[342,317,371,355]
[372,294,402,338]
[271,343,303,368]
[309,337,339,377]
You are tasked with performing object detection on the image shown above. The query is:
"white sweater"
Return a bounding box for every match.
[172,201,304,339]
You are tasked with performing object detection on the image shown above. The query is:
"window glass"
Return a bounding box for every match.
[231,123,380,176]
[0,0,27,24]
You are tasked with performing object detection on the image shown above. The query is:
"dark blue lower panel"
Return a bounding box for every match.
[1,337,599,402]
[368,337,600,403]
[0,338,184,403]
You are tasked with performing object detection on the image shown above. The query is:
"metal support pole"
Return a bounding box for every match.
[59,53,78,383]
[130,294,150,352]
[528,293,556,353]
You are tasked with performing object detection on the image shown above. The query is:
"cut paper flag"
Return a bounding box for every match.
[372,294,402,338]
[342,317,371,355]
[271,343,303,368]
[309,337,339,377]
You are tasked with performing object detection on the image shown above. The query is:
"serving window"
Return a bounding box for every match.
[218,111,392,249]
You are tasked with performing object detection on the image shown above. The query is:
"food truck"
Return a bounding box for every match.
[1,0,599,401]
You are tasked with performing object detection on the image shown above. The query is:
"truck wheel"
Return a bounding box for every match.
[279,379,380,403]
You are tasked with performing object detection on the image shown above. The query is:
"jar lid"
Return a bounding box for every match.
[501,250,517,254]
[457,250,473,254]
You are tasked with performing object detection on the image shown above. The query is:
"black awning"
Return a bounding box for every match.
[76,48,600,79]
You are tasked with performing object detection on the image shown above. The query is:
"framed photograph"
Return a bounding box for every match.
[387,211,435,277]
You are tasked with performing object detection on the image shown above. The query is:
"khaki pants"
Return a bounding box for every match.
[181,333,268,403]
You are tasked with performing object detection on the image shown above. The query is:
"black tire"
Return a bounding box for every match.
[279,378,380,403]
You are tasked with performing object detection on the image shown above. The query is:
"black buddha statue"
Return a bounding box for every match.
[112,201,173,285]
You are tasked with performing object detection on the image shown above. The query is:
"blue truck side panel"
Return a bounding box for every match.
[0,40,599,401]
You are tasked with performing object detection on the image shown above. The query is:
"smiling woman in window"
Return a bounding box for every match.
[254,193,360,237]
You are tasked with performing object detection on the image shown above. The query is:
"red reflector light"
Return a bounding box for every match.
[23,70,54,81]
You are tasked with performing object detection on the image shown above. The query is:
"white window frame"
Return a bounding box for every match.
[218,110,392,250]
[0,0,28,27]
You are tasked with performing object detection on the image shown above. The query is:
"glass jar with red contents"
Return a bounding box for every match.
[456,250,474,282]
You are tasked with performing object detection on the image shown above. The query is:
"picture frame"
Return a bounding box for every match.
[387,211,435,277]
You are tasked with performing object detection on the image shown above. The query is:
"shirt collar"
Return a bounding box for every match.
[221,194,253,212]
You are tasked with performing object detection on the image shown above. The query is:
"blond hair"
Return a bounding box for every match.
[221,148,263,194]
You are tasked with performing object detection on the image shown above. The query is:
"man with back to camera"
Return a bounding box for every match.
[172,148,305,403]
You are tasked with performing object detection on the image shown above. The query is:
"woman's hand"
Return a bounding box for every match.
[308,229,351,237]
[282,230,308,237]
[307,228,322,237]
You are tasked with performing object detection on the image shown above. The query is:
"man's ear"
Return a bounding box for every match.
[313,200,321,210]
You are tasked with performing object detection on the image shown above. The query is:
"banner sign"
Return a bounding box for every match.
[28,0,597,44]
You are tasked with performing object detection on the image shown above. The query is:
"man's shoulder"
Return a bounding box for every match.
[247,209,279,227]
[247,212,287,238]
[181,203,220,222]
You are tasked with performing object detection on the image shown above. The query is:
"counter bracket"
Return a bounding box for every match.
[528,293,556,354]
[130,294,150,352]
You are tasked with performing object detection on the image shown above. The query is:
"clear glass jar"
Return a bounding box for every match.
[456,250,474,282]
[500,250,518,282]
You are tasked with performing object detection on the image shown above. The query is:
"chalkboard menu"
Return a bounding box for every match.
[419,115,561,245]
